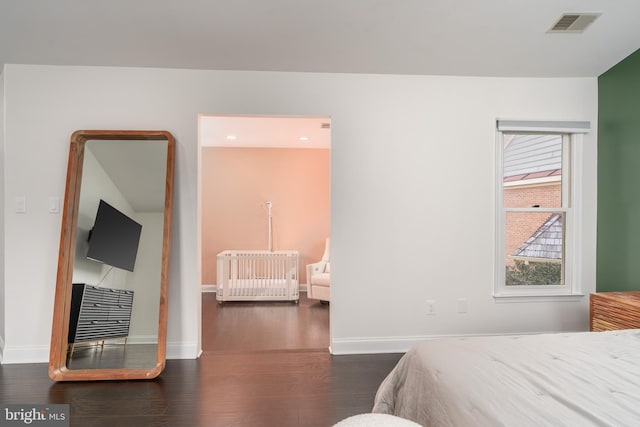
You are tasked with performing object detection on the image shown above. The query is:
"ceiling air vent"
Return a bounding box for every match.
[321,123,331,129]
[549,13,600,33]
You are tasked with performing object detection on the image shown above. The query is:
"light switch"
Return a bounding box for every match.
[457,298,468,314]
[49,196,60,214]
[15,196,26,213]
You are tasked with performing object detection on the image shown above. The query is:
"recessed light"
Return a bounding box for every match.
[299,136,310,142]
[226,135,237,140]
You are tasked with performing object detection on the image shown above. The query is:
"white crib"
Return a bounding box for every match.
[216,250,299,303]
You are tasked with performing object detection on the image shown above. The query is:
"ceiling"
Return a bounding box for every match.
[87,140,168,212]
[1,0,640,78]
[200,115,331,149]
[4,2,637,215]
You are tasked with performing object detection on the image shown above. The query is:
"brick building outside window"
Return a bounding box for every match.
[503,134,564,286]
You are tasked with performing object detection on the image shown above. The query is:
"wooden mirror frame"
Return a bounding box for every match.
[49,130,175,381]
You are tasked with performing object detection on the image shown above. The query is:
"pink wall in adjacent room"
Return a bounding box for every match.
[201,147,330,285]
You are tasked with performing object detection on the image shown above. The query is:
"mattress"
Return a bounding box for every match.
[373,329,640,426]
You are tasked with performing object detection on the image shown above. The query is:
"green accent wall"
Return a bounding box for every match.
[597,48,640,292]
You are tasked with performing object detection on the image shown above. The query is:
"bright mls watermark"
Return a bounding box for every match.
[1,405,69,426]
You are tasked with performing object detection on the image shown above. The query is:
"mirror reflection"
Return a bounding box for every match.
[67,139,168,369]
[49,130,174,381]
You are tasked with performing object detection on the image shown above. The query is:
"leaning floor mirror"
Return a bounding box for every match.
[49,130,175,381]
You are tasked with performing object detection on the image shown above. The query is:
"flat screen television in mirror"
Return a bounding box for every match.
[86,199,142,272]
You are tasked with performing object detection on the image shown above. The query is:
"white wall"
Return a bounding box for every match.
[128,212,163,342]
[0,64,598,363]
[0,68,5,356]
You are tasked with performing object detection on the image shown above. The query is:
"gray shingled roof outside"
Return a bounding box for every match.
[511,213,563,261]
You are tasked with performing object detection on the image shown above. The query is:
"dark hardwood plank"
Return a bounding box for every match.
[0,293,403,426]
[202,292,330,352]
[1,353,402,426]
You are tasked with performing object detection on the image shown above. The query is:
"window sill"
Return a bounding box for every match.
[493,293,585,303]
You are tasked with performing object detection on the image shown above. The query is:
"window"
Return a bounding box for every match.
[495,120,589,298]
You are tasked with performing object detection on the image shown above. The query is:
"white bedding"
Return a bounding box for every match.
[373,330,640,426]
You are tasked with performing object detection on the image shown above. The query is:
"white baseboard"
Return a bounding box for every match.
[202,284,216,293]
[127,335,158,345]
[0,344,50,364]
[329,331,568,355]
[0,341,198,364]
[166,341,199,359]
[330,336,430,355]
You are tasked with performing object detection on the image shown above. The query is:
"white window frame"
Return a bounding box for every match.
[494,120,589,300]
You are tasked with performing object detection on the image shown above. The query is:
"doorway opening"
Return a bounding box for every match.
[197,114,331,353]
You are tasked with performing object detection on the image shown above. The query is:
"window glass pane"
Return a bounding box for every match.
[505,211,564,286]
[503,134,562,208]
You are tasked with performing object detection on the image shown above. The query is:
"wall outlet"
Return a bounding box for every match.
[426,299,436,315]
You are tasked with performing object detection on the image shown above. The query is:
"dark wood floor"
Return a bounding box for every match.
[0,292,403,427]
[202,292,330,352]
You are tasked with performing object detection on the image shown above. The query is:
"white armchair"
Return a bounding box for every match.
[306,238,330,302]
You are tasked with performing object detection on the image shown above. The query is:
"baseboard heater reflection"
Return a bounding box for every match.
[216,250,299,303]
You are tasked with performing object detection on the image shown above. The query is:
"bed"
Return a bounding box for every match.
[373,329,640,426]
[216,250,299,303]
